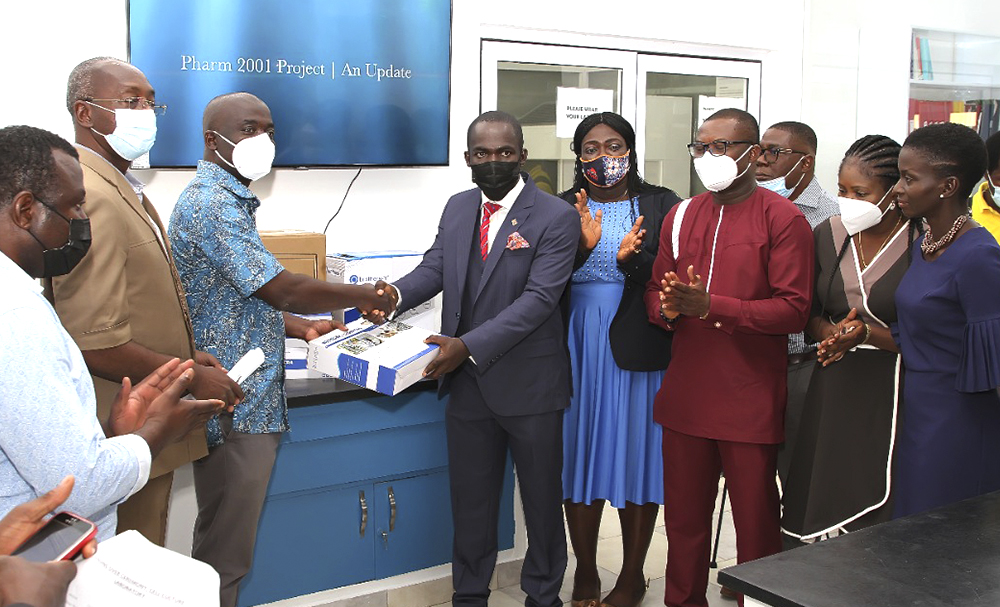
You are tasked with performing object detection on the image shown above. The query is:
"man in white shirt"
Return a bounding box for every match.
[0,124,226,540]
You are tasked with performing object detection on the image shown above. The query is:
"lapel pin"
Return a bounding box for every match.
[511,218,518,226]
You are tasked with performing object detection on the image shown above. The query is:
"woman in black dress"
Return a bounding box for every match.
[781,135,915,540]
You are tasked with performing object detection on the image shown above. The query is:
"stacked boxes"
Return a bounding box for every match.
[326,251,440,332]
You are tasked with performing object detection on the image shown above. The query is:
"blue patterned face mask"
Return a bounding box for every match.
[582,154,630,188]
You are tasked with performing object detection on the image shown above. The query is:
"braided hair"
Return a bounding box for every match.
[821,135,914,311]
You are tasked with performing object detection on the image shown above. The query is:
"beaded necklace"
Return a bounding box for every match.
[920,213,968,256]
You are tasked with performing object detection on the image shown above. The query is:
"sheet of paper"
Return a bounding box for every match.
[65,530,219,607]
[227,347,265,386]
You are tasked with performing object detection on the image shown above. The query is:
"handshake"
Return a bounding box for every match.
[357,280,399,324]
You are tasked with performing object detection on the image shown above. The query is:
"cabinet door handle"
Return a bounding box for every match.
[388,486,397,531]
[359,490,368,538]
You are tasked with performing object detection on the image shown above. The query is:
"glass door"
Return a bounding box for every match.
[482,42,762,199]
[638,55,761,198]
[482,42,636,195]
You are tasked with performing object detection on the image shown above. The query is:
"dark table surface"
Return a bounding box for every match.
[718,491,1000,607]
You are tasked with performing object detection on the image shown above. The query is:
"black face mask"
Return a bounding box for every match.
[26,198,92,277]
[470,161,521,198]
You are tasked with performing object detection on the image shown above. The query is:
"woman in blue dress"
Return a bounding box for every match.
[560,112,680,607]
[892,122,1000,518]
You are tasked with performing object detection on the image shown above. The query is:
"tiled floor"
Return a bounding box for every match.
[431,479,737,607]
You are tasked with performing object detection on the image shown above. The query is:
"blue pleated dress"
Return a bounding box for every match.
[562,198,664,507]
[892,227,1000,518]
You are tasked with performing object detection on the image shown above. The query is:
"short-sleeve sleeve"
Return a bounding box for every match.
[956,242,1000,392]
[198,199,284,299]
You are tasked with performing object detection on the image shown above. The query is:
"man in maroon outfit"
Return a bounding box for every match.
[644,109,814,607]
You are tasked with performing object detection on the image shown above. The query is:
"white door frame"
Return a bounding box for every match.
[482,41,762,170]
[481,41,638,125]
[636,54,762,165]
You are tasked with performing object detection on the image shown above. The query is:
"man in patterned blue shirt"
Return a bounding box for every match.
[168,92,392,607]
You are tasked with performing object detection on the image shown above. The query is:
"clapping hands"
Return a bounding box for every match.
[658,265,710,320]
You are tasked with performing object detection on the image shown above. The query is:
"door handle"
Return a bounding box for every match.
[388,486,397,532]
[359,490,368,538]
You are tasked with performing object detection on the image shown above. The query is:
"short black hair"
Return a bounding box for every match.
[840,134,902,193]
[986,132,1000,174]
[769,121,818,154]
[705,108,759,143]
[903,123,988,200]
[0,126,79,210]
[562,111,660,197]
[66,56,121,113]
[467,110,523,150]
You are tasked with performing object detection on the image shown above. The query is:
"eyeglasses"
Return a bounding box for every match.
[82,97,167,116]
[687,140,756,159]
[760,146,807,163]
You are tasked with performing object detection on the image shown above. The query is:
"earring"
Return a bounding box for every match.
[940,193,945,198]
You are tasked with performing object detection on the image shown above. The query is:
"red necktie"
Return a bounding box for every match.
[480,202,501,260]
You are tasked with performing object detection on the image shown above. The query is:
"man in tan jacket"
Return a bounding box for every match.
[47,57,243,545]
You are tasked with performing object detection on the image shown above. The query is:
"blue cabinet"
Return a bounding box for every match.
[238,387,515,607]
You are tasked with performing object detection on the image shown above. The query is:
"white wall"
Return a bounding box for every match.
[804,0,1000,192]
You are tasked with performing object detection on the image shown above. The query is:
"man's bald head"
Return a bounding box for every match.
[202,92,269,132]
[66,57,148,113]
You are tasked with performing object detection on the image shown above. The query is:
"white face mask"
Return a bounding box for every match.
[87,104,157,161]
[838,189,896,236]
[758,155,806,199]
[694,145,754,192]
[988,172,997,196]
[212,131,275,181]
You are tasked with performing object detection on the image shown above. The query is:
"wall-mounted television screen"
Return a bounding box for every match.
[128,0,451,167]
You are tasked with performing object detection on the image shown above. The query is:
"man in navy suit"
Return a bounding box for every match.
[380,111,579,607]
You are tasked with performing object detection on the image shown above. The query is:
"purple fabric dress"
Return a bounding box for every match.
[892,226,1000,518]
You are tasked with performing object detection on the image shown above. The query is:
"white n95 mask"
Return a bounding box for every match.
[694,145,754,192]
[88,106,157,161]
[838,189,895,236]
[212,131,275,181]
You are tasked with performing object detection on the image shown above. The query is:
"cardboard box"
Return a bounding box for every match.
[260,230,326,280]
[307,319,439,396]
[327,251,441,333]
[326,251,422,287]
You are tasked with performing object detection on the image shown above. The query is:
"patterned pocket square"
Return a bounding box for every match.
[506,232,530,250]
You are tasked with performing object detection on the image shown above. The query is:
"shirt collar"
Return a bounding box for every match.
[480,174,526,209]
[195,160,261,210]
[0,249,42,294]
[793,176,824,209]
[75,144,146,197]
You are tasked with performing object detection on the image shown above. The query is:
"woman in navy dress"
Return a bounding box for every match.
[560,113,679,607]
[892,122,1000,518]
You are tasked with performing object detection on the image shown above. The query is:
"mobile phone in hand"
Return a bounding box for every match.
[12,511,97,562]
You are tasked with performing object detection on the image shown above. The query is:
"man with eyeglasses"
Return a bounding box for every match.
[644,109,814,607]
[754,122,838,516]
[45,57,244,547]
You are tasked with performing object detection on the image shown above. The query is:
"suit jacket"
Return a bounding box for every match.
[46,146,207,477]
[563,188,681,371]
[394,175,581,416]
